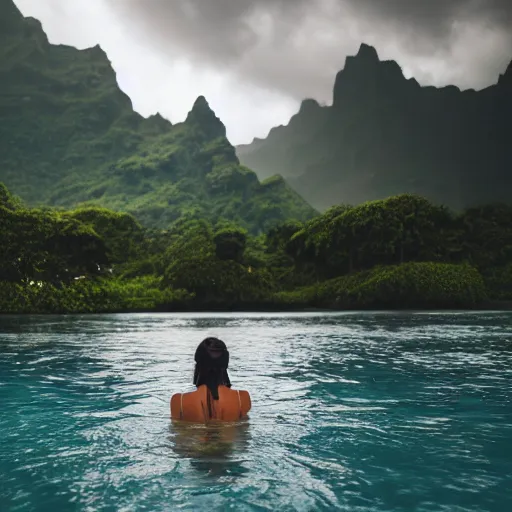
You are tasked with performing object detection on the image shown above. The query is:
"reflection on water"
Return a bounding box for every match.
[170,421,252,476]
[1,312,512,511]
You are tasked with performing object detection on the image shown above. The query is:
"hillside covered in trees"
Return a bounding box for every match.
[1,182,511,313]
[1,0,511,314]
[0,0,315,233]
[237,43,512,212]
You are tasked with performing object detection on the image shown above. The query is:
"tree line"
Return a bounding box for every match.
[1,183,510,313]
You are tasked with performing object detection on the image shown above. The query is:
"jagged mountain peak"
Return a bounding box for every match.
[85,43,108,57]
[237,41,512,212]
[355,43,380,62]
[333,42,406,106]
[191,95,210,110]
[185,95,226,139]
[0,4,315,233]
[299,98,321,114]
[141,112,173,136]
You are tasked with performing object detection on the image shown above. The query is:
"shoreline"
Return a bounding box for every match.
[2,301,512,316]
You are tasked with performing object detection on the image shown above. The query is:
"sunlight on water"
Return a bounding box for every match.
[1,312,512,511]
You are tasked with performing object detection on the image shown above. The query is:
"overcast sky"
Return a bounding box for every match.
[14,0,512,145]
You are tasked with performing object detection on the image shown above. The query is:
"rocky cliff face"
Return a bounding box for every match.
[0,0,315,232]
[237,43,512,211]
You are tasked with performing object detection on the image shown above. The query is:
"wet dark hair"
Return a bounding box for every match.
[193,337,231,400]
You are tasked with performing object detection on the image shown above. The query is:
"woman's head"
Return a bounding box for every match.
[193,337,231,399]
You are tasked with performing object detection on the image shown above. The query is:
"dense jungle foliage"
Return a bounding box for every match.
[1,2,510,314]
[0,3,315,234]
[1,183,510,314]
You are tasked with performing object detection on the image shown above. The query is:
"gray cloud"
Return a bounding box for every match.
[355,0,512,31]
[14,0,512,144]
[106,0,309,60]
[105,0,512,102]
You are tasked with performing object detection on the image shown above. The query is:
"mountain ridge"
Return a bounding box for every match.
[0,0,316,232]
[239,42,504,150]
[237,42,512,211]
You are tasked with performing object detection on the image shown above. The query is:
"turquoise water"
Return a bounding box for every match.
[1,312,511,512]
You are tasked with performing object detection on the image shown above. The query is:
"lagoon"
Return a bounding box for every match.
[1,312,511,511]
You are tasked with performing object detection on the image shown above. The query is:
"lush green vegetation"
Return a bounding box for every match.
[0,3,509,314]
[0,277,190,314]
[0,3,315,234]
[1,183,510,314]
[272,263,486,310]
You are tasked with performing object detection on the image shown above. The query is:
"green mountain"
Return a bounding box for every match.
[237,43,512,211]
[0,0,315,232]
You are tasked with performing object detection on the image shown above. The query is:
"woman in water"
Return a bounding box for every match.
[171,337,251,423]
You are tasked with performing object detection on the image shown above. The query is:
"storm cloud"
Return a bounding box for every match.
[13,0,512,143]
[105,0,512,99]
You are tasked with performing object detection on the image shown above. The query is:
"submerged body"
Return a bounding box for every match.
[171,384,251,423]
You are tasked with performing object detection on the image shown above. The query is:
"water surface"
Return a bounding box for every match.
[1,312,512,511]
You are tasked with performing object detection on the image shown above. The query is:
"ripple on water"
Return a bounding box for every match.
[1,312,512,511]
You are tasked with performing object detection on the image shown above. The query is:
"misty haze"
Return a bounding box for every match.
[1,0,511,511]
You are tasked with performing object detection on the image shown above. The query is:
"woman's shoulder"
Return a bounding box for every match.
[171,388,200,399]
[170,389,199,408]
[227,387,251,412]
[236,389,251,400]
[170,389,203,419]
[220,386,249,396]
[240,389,251,405]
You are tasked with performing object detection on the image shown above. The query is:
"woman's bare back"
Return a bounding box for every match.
[171,385,251,423]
